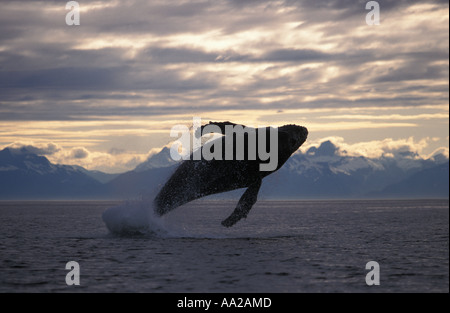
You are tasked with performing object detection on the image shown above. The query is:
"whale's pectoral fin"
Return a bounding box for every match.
[221,178,262,227]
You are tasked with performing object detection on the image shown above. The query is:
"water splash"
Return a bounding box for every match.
[102,199,175,237]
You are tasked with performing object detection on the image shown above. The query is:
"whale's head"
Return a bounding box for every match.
[279,124,308,153]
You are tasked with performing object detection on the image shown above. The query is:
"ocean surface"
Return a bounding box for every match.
[0,199,448,293]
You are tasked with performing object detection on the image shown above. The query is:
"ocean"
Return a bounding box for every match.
[0,199,448,293]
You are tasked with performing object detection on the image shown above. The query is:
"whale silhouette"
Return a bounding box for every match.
[154,121,308,227]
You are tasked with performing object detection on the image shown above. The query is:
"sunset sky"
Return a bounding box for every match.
[0,0,448,173]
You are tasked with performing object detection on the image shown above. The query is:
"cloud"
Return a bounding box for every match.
[42,145,149,173]
[0,0,447,121]
[301,136,441,160]
[0,0,447,172]
[6,142,61,155]
[108,147,126,155]
[70,147,89,159]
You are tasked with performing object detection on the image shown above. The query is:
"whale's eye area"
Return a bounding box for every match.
[289,138,297,148]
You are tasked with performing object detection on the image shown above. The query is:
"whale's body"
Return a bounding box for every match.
[154,122,308,227]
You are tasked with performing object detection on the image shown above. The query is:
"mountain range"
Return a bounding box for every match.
[0,143,448,200]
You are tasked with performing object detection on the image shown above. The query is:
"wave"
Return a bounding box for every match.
[101,199,307,239]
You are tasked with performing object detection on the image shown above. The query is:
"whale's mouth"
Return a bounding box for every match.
[298,126,308,141]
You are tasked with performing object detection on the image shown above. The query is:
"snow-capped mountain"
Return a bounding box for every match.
[0,142,448,200]
[260,141,449,199]
[0,147,105,199]
[134,147,179,172]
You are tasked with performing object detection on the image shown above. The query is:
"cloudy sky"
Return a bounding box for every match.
[0,0,448,173]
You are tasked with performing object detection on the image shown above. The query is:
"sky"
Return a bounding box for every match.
[0,0,448,173]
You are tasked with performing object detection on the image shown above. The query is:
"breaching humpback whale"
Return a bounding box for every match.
[154,121,308,227]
